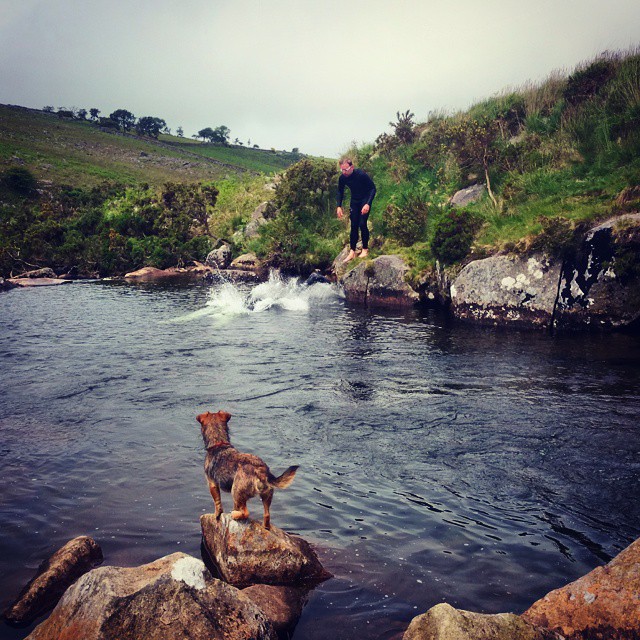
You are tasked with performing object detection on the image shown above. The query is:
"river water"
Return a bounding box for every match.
[1,274,639,639]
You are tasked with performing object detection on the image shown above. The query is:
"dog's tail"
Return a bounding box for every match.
[268,465,299,489]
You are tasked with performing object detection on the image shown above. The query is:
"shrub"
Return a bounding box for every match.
[384,192,429,246]
[2,167,38,196]
[563,58,616,107]
[529,216,581,258]
[431,208,479,264]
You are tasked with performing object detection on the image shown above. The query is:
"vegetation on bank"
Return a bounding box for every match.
[1,48,639,280]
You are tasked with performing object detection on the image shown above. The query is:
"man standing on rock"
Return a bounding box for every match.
[336,157,376,263]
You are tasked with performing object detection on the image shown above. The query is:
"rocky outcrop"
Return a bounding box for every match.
[244,202,270,239]
[206,244,232,269]
[555,213,640,330]
[201,513,331,588]
[450,253,561,328]
[449,184,486,207]
[449,214,640,330]
[403,603,560,640]
[522,536,640,640]
[4,536,103,626]
[341,255,419,308]
[25,553,276,640]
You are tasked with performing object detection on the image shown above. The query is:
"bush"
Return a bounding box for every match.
[431,208,479,264]
[563,59,616,107]
[384,192,429,246]
[2,167,38,196]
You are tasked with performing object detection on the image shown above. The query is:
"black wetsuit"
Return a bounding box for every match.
[337,168,377,251]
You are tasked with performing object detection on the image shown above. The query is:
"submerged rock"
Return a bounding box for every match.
[522,536,640,640]
[25,552,276,640]
[403,603,559,640]
[201,513,331,588]
[341,254,419,308]
[4,536,103,626]
[8,278,72,288]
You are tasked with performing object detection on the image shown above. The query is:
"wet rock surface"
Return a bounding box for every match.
[201,513,331,588]
[4,536,103,626]
[522,536,640,640]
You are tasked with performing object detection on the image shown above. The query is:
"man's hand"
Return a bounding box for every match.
[336,206,344,219]
[361,204,370,215]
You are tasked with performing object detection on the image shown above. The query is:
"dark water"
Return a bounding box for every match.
[1,275,639,639]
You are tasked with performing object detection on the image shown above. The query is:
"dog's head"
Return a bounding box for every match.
[197,410,231,447]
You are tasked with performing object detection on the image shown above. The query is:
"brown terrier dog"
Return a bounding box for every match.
[197,410,298,530]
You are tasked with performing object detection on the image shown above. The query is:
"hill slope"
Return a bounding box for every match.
[0,104,302,187]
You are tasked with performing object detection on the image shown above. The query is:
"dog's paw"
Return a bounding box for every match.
[231,510,247,520]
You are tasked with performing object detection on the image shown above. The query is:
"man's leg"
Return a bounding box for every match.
[344,207,360,262]
[359,213,370,257]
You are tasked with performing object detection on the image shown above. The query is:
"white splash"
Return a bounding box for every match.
[171,556,207,590]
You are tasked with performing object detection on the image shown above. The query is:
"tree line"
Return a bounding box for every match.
[41,105,271,149]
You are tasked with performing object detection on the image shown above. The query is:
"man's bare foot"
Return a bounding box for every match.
[343,250,356,263]
[360,249,369,258]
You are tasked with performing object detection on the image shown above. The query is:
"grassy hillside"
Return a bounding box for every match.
[334,47,640,277]
[226,47,640,279]
[0,104,302,188]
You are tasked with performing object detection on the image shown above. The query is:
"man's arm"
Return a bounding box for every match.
[337,175,346,208]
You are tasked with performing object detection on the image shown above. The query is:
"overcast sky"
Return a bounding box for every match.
[1,0,639,157]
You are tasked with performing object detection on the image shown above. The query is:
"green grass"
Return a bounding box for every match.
[0,105,306,188]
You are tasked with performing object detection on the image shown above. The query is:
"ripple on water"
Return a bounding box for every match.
[0,280,639,640]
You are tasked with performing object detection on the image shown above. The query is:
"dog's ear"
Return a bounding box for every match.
[196,411,211,425]
[216,411,231,423]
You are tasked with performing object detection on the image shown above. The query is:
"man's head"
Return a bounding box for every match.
[339,157,354,177]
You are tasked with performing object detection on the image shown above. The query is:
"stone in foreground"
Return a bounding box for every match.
[522,536,640,640]
[4,536,103,626]
[201,513,331,588]
[25,552,276,640]
[403,603,560,640]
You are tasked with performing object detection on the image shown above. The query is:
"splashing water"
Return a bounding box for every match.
[172,271,341,323]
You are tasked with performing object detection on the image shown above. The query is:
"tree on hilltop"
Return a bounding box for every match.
[109,109,136,132]
[176,126,184,137]
[136,116,167,138]
[197,127,215,142]
[89,108,100,121]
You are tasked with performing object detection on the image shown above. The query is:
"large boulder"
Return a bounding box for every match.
[244,202,270,239]
[449,184,486,207]
[4,536,103,626]
[201,513,331,588]
[124,264,210,281]
[340,255,419,308]
[25,553,276,640]
[555,213,640,330]
[522,536,640,640]
[206,244,232,269]
[403,603,559,640]
[450,253,560,328]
